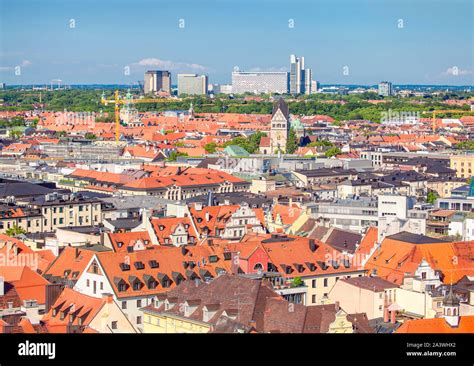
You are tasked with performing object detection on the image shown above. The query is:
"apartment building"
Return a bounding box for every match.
[450,152,474,179]
[26,192,103,232]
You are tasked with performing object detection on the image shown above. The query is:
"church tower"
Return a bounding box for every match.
[270,98,290,153]
[442,285,460,327]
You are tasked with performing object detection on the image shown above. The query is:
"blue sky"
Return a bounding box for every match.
[0,0,472,85]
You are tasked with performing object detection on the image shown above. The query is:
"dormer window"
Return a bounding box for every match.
[149,260,159,269]
[119,263,130,271]
[134,261,145,270]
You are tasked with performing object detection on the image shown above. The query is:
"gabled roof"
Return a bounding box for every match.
[95,245,233,299]
[41,288,105,332]
[0,266,50,306]
[365,233,474,285]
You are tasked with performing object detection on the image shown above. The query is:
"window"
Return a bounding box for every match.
[122,301,127,310]
[90,261,99,274]
[312,294,316,303]
[136,316,142,325]
[137,299,142,308]
[421,272,426,280]
[323,278,328,287]
[312,280,316,288]
[86,279,90,287]
[111,321,118,330]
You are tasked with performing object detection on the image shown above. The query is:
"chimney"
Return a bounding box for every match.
[390,309,396,324]
[102,293,114,304]
[194,202,203,211]
[21,300,40,325]
[205,212,210,222]
[75,247,80,259]
[0,276,4,296]
[383,308,390,323]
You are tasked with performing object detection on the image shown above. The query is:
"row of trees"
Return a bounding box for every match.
[2,90,472,124]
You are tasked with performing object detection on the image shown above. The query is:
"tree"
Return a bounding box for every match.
[427,190,439,204]
[291,277,303,287]
[324,147,342,158]
[204,142,217,153]
[9,130,23,139]
[286,128,299,154]
[6,225,26,237]
[223,131,267,154]
[307,139,334,148]
[85,133,96,140]
[456,140,474,150]
[166,151,188,161]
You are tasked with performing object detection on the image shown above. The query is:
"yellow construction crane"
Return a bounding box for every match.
[422,109,473,132]
[100,90,182,142]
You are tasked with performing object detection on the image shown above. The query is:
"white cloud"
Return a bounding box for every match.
[0,60,32,72]
[442,67,472,76]
[133,58,208,72]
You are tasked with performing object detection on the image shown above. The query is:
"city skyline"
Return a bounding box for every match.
[0,0,473,86]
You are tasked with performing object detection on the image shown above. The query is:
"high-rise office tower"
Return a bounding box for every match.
[304,69,312,95]
[177,74,208,96]
[290,54,312,95]
[144,70,171,94]
[378,81,394,97]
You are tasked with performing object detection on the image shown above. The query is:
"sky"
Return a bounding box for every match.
[0,0,473,86]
